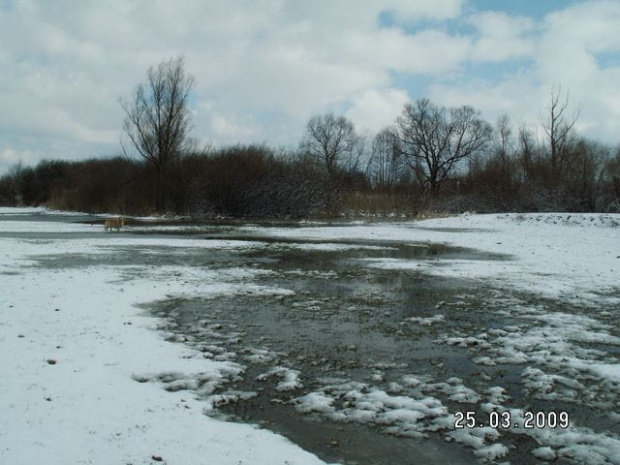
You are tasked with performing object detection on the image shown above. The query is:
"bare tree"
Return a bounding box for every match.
[600,147,620,211]
[344,130,369,174]
[395,99,493,194]
[518,124,539,181]
[300,113,357,177]
[121,56,195,212]
[366,128,403,189]
[490,115,519,183]
[494,115,515,163]
[541,87,579,178]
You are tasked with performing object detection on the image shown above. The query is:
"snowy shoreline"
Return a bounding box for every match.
[1,207,619,464]
[239,212,620,306]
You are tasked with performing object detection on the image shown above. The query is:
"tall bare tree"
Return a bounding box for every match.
[541,87,579,179]
[494,115,515,163]
[395,99,493,194]
[300,113,357,177]
[490,115,519,182]
[366,128,403,189]
[121,56,195,212]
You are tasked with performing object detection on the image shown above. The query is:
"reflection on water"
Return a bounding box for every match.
[153,242,489,464]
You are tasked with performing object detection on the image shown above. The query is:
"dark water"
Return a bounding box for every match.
[145,240,616,465]
[140,225,618,465]
[149,245,491,465]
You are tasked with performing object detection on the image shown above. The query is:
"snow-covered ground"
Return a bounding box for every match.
[0,208,330,465]
[1,208,619,464]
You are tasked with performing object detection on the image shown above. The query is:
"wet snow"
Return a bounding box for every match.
[1,208,619,464]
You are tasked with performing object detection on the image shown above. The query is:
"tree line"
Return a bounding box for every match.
[1,57,619,217]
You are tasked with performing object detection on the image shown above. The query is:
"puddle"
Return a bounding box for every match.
[150,260,487,464]
[147,237,618,464]
[142,240,548,464]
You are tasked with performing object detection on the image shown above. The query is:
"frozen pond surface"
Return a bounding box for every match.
[2,209,619,465]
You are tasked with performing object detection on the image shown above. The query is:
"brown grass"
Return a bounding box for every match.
[338,191,454,221]
[339,191,417,218]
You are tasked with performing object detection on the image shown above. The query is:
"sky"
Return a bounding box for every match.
[1,0,620,174]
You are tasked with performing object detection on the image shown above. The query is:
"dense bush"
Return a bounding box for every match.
[194,146,327,218]
[0,147,332,218]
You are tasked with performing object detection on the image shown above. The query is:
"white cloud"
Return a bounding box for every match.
[1,0,620,176]
[543,0,620,53]
[280,0,464,29]
[0,147,41,173]
[346,88,410,134]
[206,111,260,142]
[338,28,471,75]
[428,1,620,146]
[468,11,537,62]
[0,148,22,166]
[428,77,544,131]
[536,1,620,83]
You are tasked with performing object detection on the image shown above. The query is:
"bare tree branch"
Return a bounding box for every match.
[541,86,580,173]
[395,99,493,193]
[120,56,194,211]
[121,56,194,172]
[300,113,358,177]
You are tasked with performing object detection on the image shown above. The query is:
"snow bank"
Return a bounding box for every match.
[0,206,46,214]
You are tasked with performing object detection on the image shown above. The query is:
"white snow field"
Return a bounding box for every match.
[0,208,330,465]
[1,207,619,464]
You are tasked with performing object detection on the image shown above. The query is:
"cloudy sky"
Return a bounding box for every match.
[1,0,620,174]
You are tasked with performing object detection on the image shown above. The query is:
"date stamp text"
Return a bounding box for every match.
[454,410,570,429]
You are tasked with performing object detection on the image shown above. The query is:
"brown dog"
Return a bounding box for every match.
[104,216,124,232]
